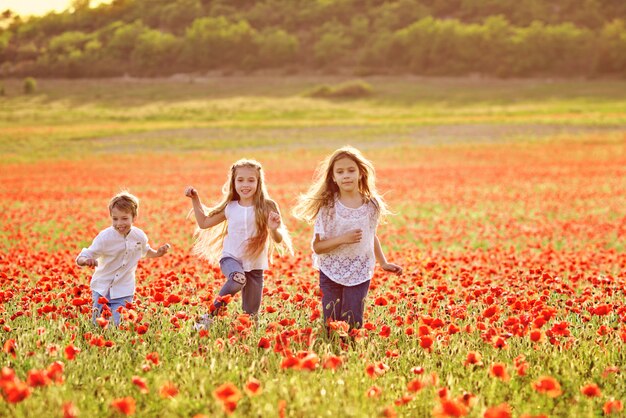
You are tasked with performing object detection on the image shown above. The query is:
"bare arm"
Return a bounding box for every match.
[312,229,362,254]
[374,235,402,274]
[76,256,98,267]
[145,243,171,259]
[268,211,283,243]
[185,186,226,229]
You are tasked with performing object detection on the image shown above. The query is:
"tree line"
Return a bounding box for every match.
[1,0,625,78]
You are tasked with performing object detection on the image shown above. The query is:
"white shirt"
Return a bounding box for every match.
[76,226,151,299]
[222,201,269,271]
[313,199,378,286]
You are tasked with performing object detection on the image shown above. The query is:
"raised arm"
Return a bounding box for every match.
[268,211,284,244]
[185,186,226,229]
[145,243,171,259]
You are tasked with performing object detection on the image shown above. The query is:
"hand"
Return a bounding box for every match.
[80,257,98,267]
[185,186,198,198]
[381,262,402,275]
[156,243,171,257]
[268,211,281,230]
[342,229,363,244]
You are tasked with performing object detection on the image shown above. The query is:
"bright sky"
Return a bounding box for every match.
[2,0,111,17]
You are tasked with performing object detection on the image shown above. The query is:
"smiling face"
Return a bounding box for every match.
[234,166,259,204]
[332,156,361,194]
[110,207,135,236]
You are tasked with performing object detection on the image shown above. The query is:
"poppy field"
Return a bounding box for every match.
[1,78,626,417]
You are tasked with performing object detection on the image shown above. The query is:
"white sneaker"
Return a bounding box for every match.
[193,314,213,331]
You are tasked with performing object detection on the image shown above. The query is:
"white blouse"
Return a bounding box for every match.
[222,201,269,271]
[76,226,151,299]
[313,199,379,286]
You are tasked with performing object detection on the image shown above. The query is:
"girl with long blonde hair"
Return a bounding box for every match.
[186,159,292,329]
[293,146,402,331]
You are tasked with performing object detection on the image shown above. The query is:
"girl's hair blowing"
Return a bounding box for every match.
[292,146,389,223]
[192,159,293,264]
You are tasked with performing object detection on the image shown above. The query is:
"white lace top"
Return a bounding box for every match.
[313,198,379,286]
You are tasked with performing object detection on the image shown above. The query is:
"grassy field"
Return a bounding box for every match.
[1,76,626,161]
[0,76,625,417]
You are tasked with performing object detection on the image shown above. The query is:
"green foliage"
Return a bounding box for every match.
[306,79,373,98]
[106,20,148,61]
[183,16,257,69]
[132,29,182,73]
[1,0,626,77]
[48,31,92,55]
[255,28,299,68]
[313,21,352,67]
[23,77,37,94]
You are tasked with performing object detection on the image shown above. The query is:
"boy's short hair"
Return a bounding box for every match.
[109,191,139,218]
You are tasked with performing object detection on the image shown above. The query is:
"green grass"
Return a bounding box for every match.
[1,76,625,162]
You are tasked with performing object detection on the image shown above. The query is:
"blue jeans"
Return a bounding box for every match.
[92,290,133,326]
[213,257,264,315]
[319,270,370,329]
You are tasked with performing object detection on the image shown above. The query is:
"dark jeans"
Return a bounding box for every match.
[213,257,264,315]
[319,270,370,329]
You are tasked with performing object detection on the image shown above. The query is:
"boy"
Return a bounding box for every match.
[76,191,170,326]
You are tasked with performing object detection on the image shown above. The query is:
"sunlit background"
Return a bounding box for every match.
[2,0,110,17]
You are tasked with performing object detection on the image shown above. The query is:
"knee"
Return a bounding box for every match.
[231,272,247,286]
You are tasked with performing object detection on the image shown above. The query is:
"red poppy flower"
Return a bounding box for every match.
[26,369,51,387]
[3,339,16,358]
[46,361,65,384]
[433,398,468,417]
[489,363,510,381]
[111,397,136,416]
[407,379,423,393]
[96,317,109,329]
[420,336,434,350]
[379,325,391,338]
[580,383,601,397]
[531,376,562,397]
[2,380,31,403]
[463,351,483,367]
[365,385,382,398]
[323,355,343,370]
[131,376,149,394]
[365,362,389,378]
[64,344,80,361]
[603,399,623,415]
[146,352,159,365]
[62,401,79,418]
[71,298,88,307]
[244,377,262,396]
[159,381,179,398]
[213,382,242,404]
[484,403,512,418]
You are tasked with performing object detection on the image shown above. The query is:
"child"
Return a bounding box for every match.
[293,146,402,330]
[185,159,292,330]
[76,191,170,326]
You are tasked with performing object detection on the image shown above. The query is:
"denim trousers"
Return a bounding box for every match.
[92,290,133,326]
[319,270,370,329]
[213,257,264,315]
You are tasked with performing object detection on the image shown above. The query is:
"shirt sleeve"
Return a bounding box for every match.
[76,231,106,265]
[313,207,326,238]
[139,230,152,258]
[369,202,379,232]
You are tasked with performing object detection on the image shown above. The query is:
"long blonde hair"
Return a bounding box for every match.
[292,146,389,223]
[192,159,293,264]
